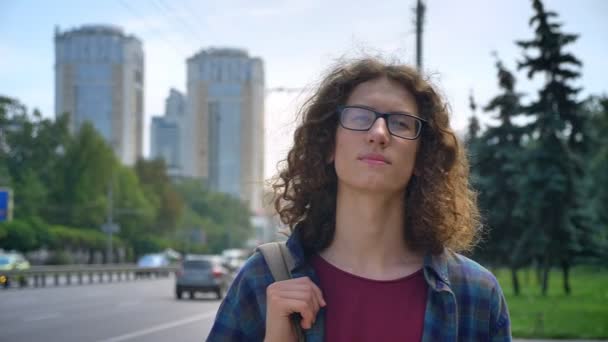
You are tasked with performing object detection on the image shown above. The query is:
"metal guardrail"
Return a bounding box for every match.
[0,264,180,289]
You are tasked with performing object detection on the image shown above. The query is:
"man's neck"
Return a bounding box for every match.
[319,186,423,280]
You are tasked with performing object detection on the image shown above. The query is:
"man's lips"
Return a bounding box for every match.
[358,153,390,165]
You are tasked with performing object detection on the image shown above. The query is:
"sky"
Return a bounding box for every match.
[1,0,607,180]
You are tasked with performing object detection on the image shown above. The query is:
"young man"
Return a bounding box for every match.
[208,58,511,341]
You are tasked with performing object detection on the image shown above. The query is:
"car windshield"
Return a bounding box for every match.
[137,254,166,266]
[140,255,160,262]
[183,260,212,269]
[0,256,10,265]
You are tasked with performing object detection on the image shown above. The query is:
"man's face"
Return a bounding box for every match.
[332,77,421,195]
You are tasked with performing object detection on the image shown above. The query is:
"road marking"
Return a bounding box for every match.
[95,311,217,342]
[23,312,62,322]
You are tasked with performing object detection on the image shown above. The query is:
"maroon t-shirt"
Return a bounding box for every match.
[311,255,428,342]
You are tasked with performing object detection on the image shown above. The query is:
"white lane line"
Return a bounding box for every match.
[96,311,217,342]
[23,312,62,322]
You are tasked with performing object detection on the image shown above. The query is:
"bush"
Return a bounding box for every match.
[0,219,38,251]
[47,225,120,251]
[47,250,74,265]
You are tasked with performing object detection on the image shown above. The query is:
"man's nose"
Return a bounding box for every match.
[366,118,391,146]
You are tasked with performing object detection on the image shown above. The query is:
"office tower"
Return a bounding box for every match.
[151,89,186,177]
[186,48,264,210]
[55,25,144,165]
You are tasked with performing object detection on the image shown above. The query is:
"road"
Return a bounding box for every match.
[3,279,604,342]
[0,276,220,342]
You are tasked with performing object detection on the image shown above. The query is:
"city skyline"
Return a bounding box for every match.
[1,0,607,179]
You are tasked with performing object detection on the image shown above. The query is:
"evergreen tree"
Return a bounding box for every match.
[582,96,608,264]
[516,0,589,295]
[476,57,526,294]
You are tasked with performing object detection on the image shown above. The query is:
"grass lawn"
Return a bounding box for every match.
[493,266,608,339]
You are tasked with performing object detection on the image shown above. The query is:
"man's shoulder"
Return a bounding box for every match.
[443,251,502,294]
[231,251,275,295]
[208,251,273,340]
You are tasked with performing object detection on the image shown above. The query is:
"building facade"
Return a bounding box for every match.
[185,48,265,210]
[151,89,186,177]
[54,25,144,165]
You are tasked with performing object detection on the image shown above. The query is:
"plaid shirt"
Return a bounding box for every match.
[208,230,511,341]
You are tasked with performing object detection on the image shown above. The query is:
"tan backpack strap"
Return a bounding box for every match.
[257,242,291,281]
[257,241,305,342]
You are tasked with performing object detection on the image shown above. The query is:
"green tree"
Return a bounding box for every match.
[134,158,184,234]
[48,122,115,228]
[582,96,608,264]
[174,178,252,253]
[0,97,70,221]
[516,0,590,295]
[475,57,527,295]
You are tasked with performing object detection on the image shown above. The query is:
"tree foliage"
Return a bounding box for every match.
[0,96,252,262]
[469,0,605,296]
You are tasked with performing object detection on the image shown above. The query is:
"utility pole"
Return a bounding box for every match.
[107,183,113,263]
[415,0,426,71]
[101,177,120,264]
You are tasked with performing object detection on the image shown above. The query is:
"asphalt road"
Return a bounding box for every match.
[0,276,220,342]
[4,279,603,342]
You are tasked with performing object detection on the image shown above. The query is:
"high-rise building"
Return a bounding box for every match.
[186,48,265,210]
[54,25,144,165]
[151,89,186,177]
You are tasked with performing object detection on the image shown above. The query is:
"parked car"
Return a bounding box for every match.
[0,252,30,288]
[175,255,229,300]
[135,253,170,278]
[221,248,250,273]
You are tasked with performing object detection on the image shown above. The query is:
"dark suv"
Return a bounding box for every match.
[175,255,229,300]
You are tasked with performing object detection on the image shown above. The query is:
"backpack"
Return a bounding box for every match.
[257,241,306,342]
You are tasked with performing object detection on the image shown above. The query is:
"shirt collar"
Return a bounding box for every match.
[286,224,452,290]
[423,249,452,291]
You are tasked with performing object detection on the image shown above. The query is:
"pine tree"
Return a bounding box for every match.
[516,0,588,295]
[475,56,526,294]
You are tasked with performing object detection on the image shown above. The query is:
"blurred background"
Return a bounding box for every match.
[0,0,606,341]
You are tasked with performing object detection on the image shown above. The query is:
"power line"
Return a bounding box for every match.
[153,0,206,47]
[116,0,189,60]
[179,0,208,41]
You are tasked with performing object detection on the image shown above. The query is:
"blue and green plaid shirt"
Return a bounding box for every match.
[208,230,511,341]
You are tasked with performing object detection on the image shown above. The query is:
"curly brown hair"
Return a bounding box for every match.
[273,57,480,256]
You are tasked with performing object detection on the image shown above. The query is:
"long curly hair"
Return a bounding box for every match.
[273,57,480,256]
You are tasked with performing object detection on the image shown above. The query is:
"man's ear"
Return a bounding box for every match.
[412,161,421,176]
[327,151,335,164]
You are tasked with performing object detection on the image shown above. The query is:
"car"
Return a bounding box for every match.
[135,253,170,278]
[175,254,229,300]
[0,252,30,288]
[221,248,250,273]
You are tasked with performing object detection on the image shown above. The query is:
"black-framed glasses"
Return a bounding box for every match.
[337,105,426,140]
